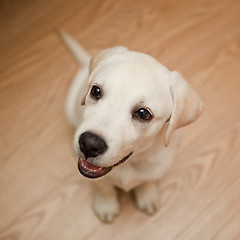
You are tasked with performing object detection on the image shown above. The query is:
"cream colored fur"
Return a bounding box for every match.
[60,31,203,222]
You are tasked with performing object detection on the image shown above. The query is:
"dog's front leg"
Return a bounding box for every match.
[132,181,159,215]
[92,180,119,223]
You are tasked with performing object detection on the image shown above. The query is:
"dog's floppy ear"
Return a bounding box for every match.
[164,71,203,146]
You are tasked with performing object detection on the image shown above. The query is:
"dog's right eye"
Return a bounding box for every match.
[133,108,153,121]
[90,85,102,100]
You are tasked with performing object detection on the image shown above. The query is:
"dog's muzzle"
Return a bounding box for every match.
[77,131,132,178]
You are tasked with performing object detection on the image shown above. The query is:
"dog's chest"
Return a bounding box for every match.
[108,169,145,192]
[106,160,166,192]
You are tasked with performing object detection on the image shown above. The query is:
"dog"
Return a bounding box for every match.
[59,30,203,222]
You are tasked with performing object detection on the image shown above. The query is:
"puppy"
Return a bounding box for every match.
[60,31,203,222]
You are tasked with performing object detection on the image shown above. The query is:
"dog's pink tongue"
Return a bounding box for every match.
[81,159,102,171]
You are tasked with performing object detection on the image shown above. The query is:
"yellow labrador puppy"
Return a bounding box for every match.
[60,31,203,222]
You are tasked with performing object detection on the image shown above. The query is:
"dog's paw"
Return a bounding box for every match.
[93,192,120,223]
[133,182,159,215]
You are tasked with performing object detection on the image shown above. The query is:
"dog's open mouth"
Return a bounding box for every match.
[78,152,133,179]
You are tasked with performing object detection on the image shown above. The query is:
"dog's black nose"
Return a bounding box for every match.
[79,132,108,159]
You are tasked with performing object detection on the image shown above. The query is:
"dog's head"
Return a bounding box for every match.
[73,47,203,178]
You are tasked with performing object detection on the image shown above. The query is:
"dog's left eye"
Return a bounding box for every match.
[133,108,153,121]
[90,85,102,100]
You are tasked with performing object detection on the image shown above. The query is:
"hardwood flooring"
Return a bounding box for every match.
[0,0,240,239]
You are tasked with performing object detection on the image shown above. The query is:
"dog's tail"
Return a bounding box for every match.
[57,30,91,66]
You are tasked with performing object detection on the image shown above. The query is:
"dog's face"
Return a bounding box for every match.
[74,47,203,178]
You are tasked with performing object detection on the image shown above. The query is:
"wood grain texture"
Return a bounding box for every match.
[0,0,240,239]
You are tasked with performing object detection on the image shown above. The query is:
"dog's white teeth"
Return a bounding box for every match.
[81,163,100,173]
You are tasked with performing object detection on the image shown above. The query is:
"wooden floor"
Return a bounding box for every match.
[1,0,240,239]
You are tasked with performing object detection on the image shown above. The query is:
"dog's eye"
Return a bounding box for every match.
[133,108,152,121]
[90,85,101,100]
